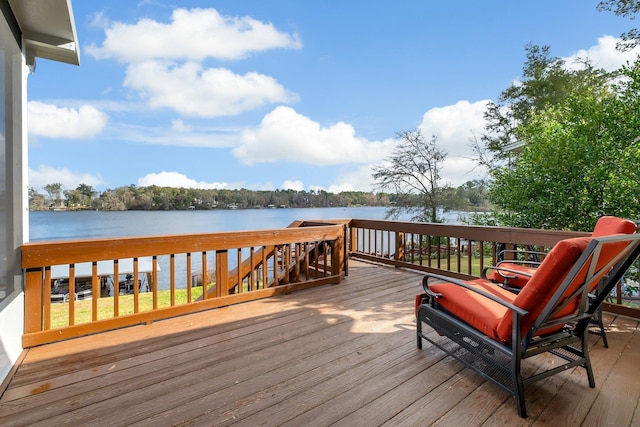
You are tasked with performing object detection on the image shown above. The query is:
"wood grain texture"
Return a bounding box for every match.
[1,261,637,426]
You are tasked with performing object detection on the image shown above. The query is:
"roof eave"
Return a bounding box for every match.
[23,31,80,66]
[9,0,80,66]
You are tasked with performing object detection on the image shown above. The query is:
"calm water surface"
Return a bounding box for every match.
[29,207,393,289]
[29,207,466,289]
[29,207,394,241]
[30,207,468,241]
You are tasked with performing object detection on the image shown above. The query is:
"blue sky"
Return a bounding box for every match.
[26,1,640,194]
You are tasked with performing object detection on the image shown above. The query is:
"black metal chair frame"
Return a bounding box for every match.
[416,234,640,418]
[483,258,611,347]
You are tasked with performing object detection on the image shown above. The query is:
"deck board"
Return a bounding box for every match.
[587,327,640,426]
[1,261,639,426]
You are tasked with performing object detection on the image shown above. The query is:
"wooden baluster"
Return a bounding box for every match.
[68,264,75,326]
[170,254,176,306]
[186,253,192,302]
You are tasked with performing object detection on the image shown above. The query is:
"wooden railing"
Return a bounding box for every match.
[21,222,346,347]
[22,218,639,347]
[348,218,639,318]
[348,219,584,278]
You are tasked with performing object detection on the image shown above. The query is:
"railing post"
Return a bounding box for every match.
[350,226,357,254]
[343,224,349,276]
[331,230,344,279]
[395,231,405,262]
[216,250,229,297]
[24,268,44,334]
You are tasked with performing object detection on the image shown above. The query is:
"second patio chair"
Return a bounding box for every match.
[483,216,638,347]
[416,232,640,418]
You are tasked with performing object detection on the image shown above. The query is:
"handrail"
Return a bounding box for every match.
[21,217,638,347]
[348,218,587,279]
[348,218,638,318]
[22,224,345,347]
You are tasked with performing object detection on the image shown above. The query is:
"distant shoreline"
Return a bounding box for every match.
[37,204,384,212]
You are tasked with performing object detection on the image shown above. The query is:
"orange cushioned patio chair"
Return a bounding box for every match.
[485,216,637,289]
[483,216,638,347]
[415,232,640,418]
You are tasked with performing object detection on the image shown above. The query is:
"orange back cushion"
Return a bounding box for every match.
[488,216,635,289]
[495,237,590,342]
[592,216,637,236]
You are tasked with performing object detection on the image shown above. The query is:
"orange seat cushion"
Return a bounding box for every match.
[428,237,590,343]
[427,278,518,341]
[425,220,636,344]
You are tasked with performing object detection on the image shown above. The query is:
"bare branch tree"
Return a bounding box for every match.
[372,129,447,222]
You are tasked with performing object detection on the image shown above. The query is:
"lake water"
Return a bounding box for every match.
[29,207,468,241]
[29,207,467,290]
[29,207,391,241]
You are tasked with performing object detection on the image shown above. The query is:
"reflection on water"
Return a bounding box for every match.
[30,207,469,290]
[30,207,468,241]
[30,207,391,241]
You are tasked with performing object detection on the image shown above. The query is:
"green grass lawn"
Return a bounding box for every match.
[414,255,494,277]
[50,287,204,329]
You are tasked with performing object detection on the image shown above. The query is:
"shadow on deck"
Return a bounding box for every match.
[1,261,639,426]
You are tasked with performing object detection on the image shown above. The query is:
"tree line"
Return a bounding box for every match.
[371,1,640,231]
[31,2,639,230]
[29,180,490,212]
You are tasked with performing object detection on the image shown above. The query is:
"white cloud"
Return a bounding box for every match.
[124,61,297,117]
[282,180,304,191]
[244,181,276,191]
[235,106,395,165]
[86,8,302,62]
[171,119,191,132]
[137,171,228,189]
[322,165,378,193]
[28,102,108,139]
[563,35,640,72]
[29,165,105,191]
[418,100,489,157]
[442,157,486,187]
[89,11,109,29]
[418,99,489,186]
[107,122,239,148]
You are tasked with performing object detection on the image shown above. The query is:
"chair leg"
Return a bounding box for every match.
[582,334,596,388]
[596,305,608,348]
[591,306,609,348]
[512,349,527,418]
[589,296,609,348]
[417,316,423,349]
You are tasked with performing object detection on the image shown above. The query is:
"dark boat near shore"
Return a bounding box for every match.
[50,258,156,302]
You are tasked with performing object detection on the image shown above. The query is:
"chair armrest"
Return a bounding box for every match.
[497,248,547,263]
[497,260,542,268]
[422,273,528,316]
[482,265,536,280]
[499,249,547,257]
[482,266,535,293]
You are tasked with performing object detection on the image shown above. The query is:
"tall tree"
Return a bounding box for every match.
[28,187,46,210]
[97,190,126,211]
[597,0,640,51]
[43,183,63,208]
[372,130,447,222]
[489,58,640,231]
[479,44,609,167]
[76,184,96,206]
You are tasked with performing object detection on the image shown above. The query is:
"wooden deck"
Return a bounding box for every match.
[1,261,639,426]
